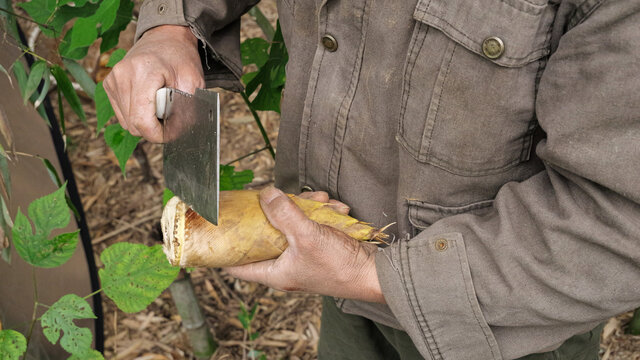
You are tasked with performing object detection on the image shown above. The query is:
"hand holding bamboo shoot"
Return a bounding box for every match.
[161,190,387,268]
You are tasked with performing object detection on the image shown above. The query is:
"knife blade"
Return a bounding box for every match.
[156,87,220,225]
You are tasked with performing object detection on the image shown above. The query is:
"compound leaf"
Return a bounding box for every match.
[0,329,26,360]
[12,184,79,268]
[41,294,95,356]
[103,124,140,175]
[99,243,179,313]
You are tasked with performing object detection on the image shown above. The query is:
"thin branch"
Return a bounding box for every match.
[0,8,54,30]
[224,146,269,166]
[240,92,275,159]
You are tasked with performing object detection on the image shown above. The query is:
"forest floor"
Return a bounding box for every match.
[19,0,640,358]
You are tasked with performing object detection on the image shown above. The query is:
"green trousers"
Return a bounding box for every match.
[318,297,603,360]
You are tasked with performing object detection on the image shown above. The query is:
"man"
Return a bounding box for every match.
[103,0,640,359]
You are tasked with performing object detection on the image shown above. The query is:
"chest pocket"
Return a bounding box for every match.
[397,0,557,176]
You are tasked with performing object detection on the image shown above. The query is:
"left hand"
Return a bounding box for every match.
[224,187,385,303]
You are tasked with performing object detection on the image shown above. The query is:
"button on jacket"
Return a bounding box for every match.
[136,0,640,359]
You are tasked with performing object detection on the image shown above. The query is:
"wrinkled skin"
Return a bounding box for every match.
[225,187,385,304]
[103,25,204,143]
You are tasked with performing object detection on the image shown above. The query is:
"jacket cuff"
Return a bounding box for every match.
[135,0,188,41]
[376,231,502,360]
[135,0,244,91]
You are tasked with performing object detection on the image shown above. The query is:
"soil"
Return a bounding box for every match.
[14,0,640,358]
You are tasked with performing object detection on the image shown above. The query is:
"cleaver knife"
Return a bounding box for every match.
[156,87,220,225]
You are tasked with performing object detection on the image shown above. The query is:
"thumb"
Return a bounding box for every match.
[259,187,315,243]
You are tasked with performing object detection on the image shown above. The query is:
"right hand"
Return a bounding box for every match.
[103,25,205,143]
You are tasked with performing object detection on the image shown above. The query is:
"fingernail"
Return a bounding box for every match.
[261,187,284,204]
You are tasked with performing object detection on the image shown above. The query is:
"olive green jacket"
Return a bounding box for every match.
[136,0,640,358]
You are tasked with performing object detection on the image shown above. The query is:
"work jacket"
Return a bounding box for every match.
[136,0,640,359]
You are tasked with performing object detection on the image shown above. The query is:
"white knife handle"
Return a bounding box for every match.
[156,87,171,120]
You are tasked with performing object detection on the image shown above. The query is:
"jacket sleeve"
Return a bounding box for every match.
[376,1,640,359]
[135,0,259,90]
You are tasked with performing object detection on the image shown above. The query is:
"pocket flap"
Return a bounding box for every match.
[413,0,556,67]
[408,199,494,230]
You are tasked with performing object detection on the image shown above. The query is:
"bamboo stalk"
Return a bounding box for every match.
[169,270,217,359]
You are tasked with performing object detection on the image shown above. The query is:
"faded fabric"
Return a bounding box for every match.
[136,0,640,359]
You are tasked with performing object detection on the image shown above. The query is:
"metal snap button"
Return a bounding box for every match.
[301,185,314,192]
[157,3,167,14]
[482,36,505,59]
[321,34,338,52]
[435,239,449,252]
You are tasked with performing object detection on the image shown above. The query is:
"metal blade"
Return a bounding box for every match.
[162,88,219,225]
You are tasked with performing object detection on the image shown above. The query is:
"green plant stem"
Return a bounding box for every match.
[241,92,275,160]
[225,146,269,166]
[24,267,39,355]
[83,288,103,300]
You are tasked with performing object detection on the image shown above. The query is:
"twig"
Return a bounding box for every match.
[91,213,159,244]
[224,146,269,166]
[0,8,54,30]
[240,92,275,159]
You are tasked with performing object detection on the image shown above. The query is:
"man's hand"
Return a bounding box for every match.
[103,25,204,143]
[225,187,386,304]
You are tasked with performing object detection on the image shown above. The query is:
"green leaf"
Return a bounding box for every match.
[24,60,47,104]
[106,48,126,67]
[241,38,270,67]
[51,65,86,122]
[103,124,140,175]
[12,184,79,268]
[12,60,28,99]
[69,17,99,55]
[249,332,260,341]
[41,294,96,355]
[42,158,62,187]
[244,22,288,113]
[33,69,51,108]
[68,349,104,360]
[238,302,250,330]
[162,188,174,207]
[0,329,26,360]
[93,0,120,33]
[95,82,114,134]
[48,3,100,37]
[18,0,58,36]
[99,0,134,53]
[59,30,90,60]
[219,165,254,191]
[63,58,96,98]
[0,143,10,199]
[99,242,179,313]
[55,90,67,143]
[241,71,258,86]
